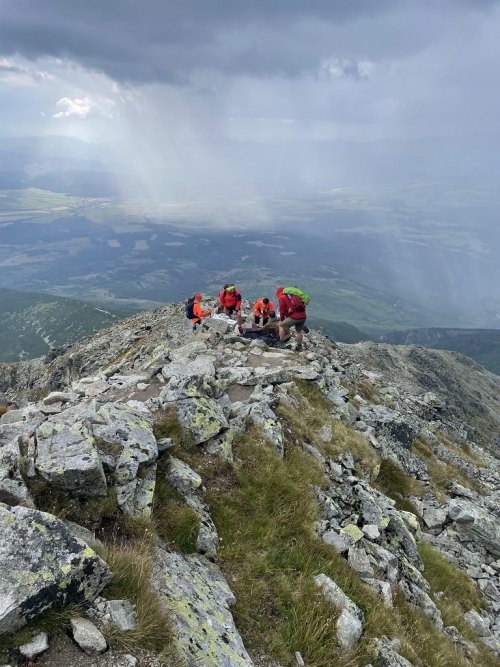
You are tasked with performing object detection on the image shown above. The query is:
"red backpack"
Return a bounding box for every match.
[287,293,305,313]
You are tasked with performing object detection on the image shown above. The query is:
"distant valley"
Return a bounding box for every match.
[0,287,132,362]
[0,135,500,338]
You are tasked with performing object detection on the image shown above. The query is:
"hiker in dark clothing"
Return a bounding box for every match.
[276,286,307,352]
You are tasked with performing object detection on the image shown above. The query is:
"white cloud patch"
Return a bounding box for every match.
[53,95,115,119]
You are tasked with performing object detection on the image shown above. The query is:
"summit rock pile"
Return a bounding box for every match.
[1,297,500,666]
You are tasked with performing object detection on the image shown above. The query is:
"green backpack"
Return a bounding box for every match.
[283,287,310,306]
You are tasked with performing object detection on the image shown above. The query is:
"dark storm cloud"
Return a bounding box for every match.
[0,0,456,84]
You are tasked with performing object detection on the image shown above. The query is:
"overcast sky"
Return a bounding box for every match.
[0,0,499,146]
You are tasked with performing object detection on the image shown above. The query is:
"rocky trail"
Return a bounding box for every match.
[1,296,500,666]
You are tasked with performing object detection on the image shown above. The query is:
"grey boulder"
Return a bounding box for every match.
[0,505,111,634]
[35,421,107,497]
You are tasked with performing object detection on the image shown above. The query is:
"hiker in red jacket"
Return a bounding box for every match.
[219,284,243,328]
[276,286,307,352]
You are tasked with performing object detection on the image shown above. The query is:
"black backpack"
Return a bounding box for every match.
[185,297,195,319]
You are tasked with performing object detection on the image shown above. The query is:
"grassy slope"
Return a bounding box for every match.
[0,287,134,362]
[381,327,500,376]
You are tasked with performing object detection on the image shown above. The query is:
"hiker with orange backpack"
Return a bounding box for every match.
[219,284,243,328]
[275,286,308,352]
[185,293,211,331]
[253,297,275,325]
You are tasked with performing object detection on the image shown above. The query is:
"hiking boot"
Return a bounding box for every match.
[302,325,310,334]
[295,344,303,352]
[275,339,291,348]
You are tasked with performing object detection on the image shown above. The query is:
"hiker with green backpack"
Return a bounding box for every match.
[275,286,309,352]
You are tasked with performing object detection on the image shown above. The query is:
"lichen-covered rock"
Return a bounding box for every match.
[463,609,491,637]
[162,355,216,382]
[153,548,253,667]
[175,396,229,445]
[398,580,443,631]
[94,402,158,486]
[248,402,284,456]
[0,505,111,634]
[116,463,157,517]
[35,421,107,497]
[205,428,234,461]
[0,435,28,501]
[370,638,415,666]
[167,457,202,496]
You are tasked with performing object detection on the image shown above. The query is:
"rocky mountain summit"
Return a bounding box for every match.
[1,297,500,667]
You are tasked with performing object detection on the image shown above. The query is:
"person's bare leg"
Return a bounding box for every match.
[237,310,242,327]
[296,330,303,345]
[279,326,286,341]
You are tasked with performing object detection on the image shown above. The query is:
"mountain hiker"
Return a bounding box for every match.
[257,310,280,337]
[253,297,275,325]
[186,293,211,331]
[219,284,243,329]
[275,286,308,352]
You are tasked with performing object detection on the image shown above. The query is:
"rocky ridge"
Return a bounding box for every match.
[1,297,500,666]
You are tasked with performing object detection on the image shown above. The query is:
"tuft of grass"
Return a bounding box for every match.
[419,542,483,612]
[435,430,486,468]
[0,405,10,416]
[357,379,380,403]
[152,457,200,554]
[0,604,81,655]
[23,477,120,531]
[411,441,484,501]
[373,458,425,513]
[97,540,174,656]
[154,405,194,451]
[412,437,434,459]
[294,378,334,411]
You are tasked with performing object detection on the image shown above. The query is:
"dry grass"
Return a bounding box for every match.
[357,379,380,403]
[0,405,10,416]
[206,428,500,667]
[97,539,174,657]
[152,459,200,554]
[411,438,484,501]
[436,430,486,468]
[278,379,379,476]
[373,458,425,513]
